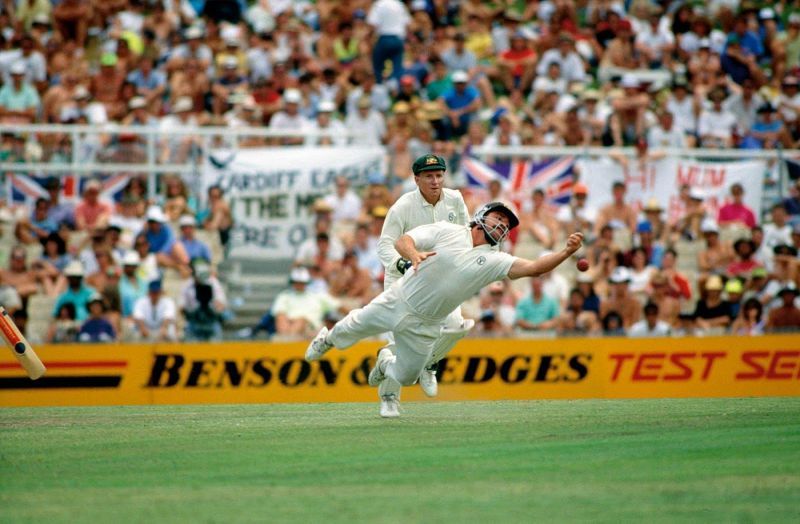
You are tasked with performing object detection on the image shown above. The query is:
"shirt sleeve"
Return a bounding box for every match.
[132,298,145,320]
[377,202,407,270]
[406,223,442,252]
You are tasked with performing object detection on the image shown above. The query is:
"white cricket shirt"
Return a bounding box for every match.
[397,223,517,320]
[378,187,470,276]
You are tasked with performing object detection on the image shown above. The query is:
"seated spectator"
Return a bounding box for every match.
[0,271,22,313]
[132,280,177,342]
[576,274,601,315]
[180,260,227,342]
[717,183,756,229]
[90,52,126,120]
[672,312,699,337]
[162,176,196,222]
[555,182,596,238]
[15,197,58,245]
[74,180,112,232]
[52,261,96,322]
[672,187,708,242]
[761,245,799,309]
[472,309,508,337]
[766,287,800,332]
[647,111,686,149]
[743,103,792,150]
[1,246,41,304]
[782,180,800,218]
[659,248,692,300]
[731,297,765,336]
[632,220,664,268]
[697,220,734,275]
[119,250,147,321]
[628,302,672,337]
[763,203,793,257]
[648,272,681,327]
[478,281,517,333]
[557,288,600,335]
[269,89,309,146]
[440,70,480,139]
[144,206,190,276]
[697,86,737,148]
[272,267,340,338]
[345,95,387,146]
[198,185,233,249]
[352,222,383,280]
[514,276,560,332]
[178,215,211,264]
[323,176,362,224]
[693,275,734,332]
[78,295,117,343]
[295,216,345,269]
[327,250,375,310]
[601,311,626,337]
[132,233,160,284]
[726,238,762,278]
[0,62,40,124]
[628,246,657,298]
[595,181,637,237]
[307,100,347,146]
[43,176,75,227]
[85,250,118,293]
[600,267,642,330]
[46,302,80,343]
[725,278,745,319]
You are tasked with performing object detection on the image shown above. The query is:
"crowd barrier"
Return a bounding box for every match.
[1,334,799,407]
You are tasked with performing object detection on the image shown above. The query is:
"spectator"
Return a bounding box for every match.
[761,245,799,310]
[74,179,112,232]
[43,177,75,227]
[53,0,90,47]
[199,185,233,249]
[440,70,480,139]
[601,310,626,336]
[345,69,391,115]
[143,206,190,276]
[327,250,375,310]
[648,272,680,327]
[763,203,793,255]
[272,267,339,337]
[514,276,560,332]
[180,260,227,342]
[537,32,586,84]
[697,86,737,148]
[85,250,118,293]
[647,111,686,149]
[91,53,126,121]
[52,261,96,322]
[724,78,764,138]
[367,0,410,83]
[697,220,733,275]
[693,275,734,333]
[731,297,766,336]
[673,187,708,242]
[781,180,800,218]
[0,61,40,124]
[629,302,672,337]
[595,181,637,237]
[628,246,657,299]
[556,182,596,238]
[725,278,745,320]
[307,100,347,146]
[717,183,756,229]
[323,176,362,224]
[672,312,699,337]
[473,309,507,337]
[1,246,41,303]
[766,287,800,332]
[726,238,762,278]
[497,31,537,94]
[46,302,80,343]
[119,250,147,320]
[557,288,600,335]
[15,197,57,245]
[521,188,559,251]
[599,267,641,330]
[345,95,387,145]
[78,295,116,343]
[132,233,160,284]
[132,280,177,342]
[162,176,195,222]
[178,215,212,264]
[0,270,23,314]
[477,281,516,334]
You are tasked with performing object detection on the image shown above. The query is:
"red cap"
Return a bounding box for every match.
[617,20,632,32]
[573,182,589,195]
[400,75,415,86]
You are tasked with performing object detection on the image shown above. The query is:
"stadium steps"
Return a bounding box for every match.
[26,293,56,345]
[219,258,293,334]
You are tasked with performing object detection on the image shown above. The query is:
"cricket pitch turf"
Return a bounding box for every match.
[1,398,799,523]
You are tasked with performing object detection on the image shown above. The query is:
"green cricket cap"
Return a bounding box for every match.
[412,154,447,175]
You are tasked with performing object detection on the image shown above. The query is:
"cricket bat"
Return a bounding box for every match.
[0,306,45,380]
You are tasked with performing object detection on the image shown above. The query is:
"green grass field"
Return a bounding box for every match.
[1,398,799,523]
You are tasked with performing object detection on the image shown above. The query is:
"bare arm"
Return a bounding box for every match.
[507,232,583,280]
[394,234,436,272]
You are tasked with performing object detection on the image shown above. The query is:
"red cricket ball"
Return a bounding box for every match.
[576,258,589,272]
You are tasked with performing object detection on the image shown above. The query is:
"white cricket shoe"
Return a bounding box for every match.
[368,348,395,386]
[379,392,400,418]
[418,365,438,397]
[304,326,333,362]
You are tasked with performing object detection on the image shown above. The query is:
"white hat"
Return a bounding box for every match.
[122,251,141,266]
[698,37,711,49]
[576,273,595,284]
[411,0,427,10]
[32,13,50,25]
[621,74,639,88]
[224,37,240,47]
[451,70,469,83]
[317,100,336,113]
[73,86,91,100]
[146,206,167,223]
[283,88,302,104]
[289,267,311,284]
[9,62,25,75]
[221,55,239,69]
[64,260,85,277]
[759,7,775,20]
[689,187,705,200]
[701,218,719,234]
[790,13,800,25]
[185,26,203,39]
[173,97,193,113]
[178,214,196,227]
[609,266,631,284]
[129,96,146,109]
[83,179,101,192]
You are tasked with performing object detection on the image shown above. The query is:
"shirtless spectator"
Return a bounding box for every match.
[766,287,800,333]
[648,272,681,327]
[54,0,91,47]
[90,53,126,121]
[74,180,112,231]
[199,185,233,249]
[595,181,637,237]
[599,267,642,329]
[697,220,734,275]
[1,246,41,304]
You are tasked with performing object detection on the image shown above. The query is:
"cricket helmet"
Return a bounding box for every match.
[470,201,519,246]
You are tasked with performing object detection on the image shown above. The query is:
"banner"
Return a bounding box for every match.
[576,157,766,224]
[202,146,385,259]
[1,334,798,407]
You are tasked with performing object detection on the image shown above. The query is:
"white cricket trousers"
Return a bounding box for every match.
[327,286,441,386]
[381,271,464,356]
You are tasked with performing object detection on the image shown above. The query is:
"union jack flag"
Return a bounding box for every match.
[460,155,576,210]
[9,173,134,204]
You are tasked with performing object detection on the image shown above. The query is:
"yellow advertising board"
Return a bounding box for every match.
[1,334,799,407]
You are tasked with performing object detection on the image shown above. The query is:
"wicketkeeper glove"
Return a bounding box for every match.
[396,258,412,275]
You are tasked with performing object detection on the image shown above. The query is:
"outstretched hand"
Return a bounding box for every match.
[565,232,584,255]
[411,251,436,272]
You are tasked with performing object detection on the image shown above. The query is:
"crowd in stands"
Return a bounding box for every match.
[0,0,798,343]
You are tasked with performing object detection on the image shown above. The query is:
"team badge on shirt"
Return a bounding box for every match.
[448,211,455,222]
[476,256,486,266]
